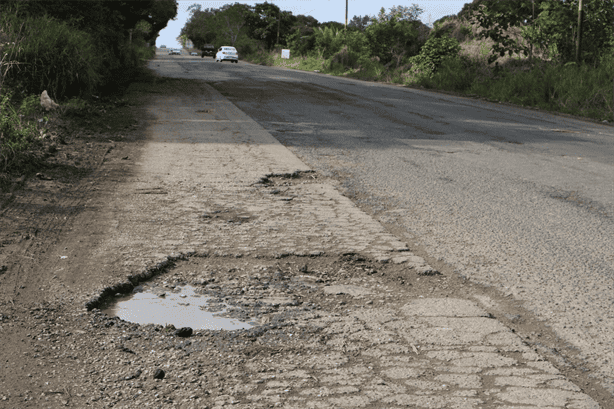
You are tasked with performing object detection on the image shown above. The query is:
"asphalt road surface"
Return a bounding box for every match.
[154,51,614,394]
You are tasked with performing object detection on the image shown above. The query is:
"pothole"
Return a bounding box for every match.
[90,253,441,336]
[101,284,253,330]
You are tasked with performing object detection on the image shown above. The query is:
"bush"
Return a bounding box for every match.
[0,90,43,171]
[286,28,317,57]
[313,26,345,59]
[365,18,422,66]
[417,55,475,91]
[234,37,261,58]
[1,12,102,100]
[409,35,461,73]
[329,45,367,69]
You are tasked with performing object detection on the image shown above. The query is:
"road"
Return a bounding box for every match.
[156,51,614,394]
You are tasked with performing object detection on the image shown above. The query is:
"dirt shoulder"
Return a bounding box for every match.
[0,70,159,406]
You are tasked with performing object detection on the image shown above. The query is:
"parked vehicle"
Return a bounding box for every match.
[190,52,198,56]
[168,49,181,55]
[215,46,238,63]
[201,44,215,58]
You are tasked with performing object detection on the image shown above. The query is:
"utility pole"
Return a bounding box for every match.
[277,12,280,46]
[575,0,583,63]
[345,0,348,29]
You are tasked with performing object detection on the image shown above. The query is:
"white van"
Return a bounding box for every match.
[215,46,238,63]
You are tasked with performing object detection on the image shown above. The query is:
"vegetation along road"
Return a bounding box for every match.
[155,49,614,393]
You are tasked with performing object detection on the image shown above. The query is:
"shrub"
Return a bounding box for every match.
[409,35,461,74]
[0,90,42,171]
[418,55,475,91]
[365,18,422,66]
[329,45,367,69]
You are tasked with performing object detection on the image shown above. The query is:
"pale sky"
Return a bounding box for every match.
[156,0,470,48]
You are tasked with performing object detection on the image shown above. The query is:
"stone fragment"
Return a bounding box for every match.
[125,369,142,380]
[153,369,165,380]
[174,327,193,337]
[416,266,440,275]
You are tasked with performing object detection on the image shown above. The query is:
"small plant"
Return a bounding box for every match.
[0,90,41,171]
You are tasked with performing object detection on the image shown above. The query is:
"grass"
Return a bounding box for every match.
[0,4,157,178]
[241,26,614,123]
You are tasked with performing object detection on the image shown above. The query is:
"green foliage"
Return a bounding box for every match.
[213,3,252,46]
[312,26,345,59]
[308,25,371,61]
[286,28,316,56]
[429,15,460,39]
[1,12,102,99]
[408,35,461,74]
[319,21,346,31]
[183,3,252,50]
[182,7,218,50]
[468,0,614,65]
[0,90,41,170]
[244,2,295,50]
[417,55,476,91]
[364,16,423,66]
[232,36,262,57]
[371,4,425,23]
[0,0,176,98]
[348,15,371,32]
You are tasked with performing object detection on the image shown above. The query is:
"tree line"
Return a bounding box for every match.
[182,0,613,67]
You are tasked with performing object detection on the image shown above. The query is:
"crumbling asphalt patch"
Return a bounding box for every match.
[51,253,602,408]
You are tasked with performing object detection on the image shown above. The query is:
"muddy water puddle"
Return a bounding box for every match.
[101,284,253,330]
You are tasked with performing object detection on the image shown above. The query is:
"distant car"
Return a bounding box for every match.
[190,52,198,56]
[201,44,215,58]
[160,45,166,48]
[215,46,238,63]
[168,49,181,55]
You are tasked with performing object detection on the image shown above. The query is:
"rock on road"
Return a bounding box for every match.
[154,51,614,394]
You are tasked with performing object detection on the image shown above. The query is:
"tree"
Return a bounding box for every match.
[182,6,218,50]
[182,2,254,51]
[289,14,319,36]
[0,0,177,52]
[370,4,424,23]
[364,9,425,66]
[319,21,346,31]
[348,15,371,31]
[466,0,614,65]
[244,2,294,49]
[176,34,189,48]
[215,3,252,46]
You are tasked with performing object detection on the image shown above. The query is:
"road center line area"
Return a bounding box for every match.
[0,51,610,408]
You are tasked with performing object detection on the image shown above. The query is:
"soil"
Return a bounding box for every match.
[0,70,155,406]
[0,68,612,408]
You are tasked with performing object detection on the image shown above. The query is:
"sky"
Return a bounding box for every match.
[156,0,470,48]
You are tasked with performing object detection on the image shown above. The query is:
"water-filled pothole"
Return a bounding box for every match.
[101,284,252,330]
